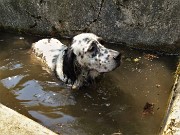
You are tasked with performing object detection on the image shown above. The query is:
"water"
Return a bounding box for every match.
[0,32,178,135]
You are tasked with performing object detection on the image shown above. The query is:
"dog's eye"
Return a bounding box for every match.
[88,46,95,52]
[88,42,97,52]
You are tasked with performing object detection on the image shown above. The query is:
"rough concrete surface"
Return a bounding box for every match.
[161,62,180,135]
[0,104,57,135]
[0,0,179,53]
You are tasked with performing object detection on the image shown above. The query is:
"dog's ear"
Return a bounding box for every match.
[63,48,79,84]
[67,48,76,63]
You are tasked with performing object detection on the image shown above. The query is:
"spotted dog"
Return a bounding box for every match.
[32,33,121,89]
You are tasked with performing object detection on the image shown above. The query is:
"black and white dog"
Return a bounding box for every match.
[32,33,121,89]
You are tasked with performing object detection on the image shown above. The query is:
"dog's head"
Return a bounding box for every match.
[69,33,121,73]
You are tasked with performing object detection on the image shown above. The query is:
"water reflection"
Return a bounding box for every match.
[1,75,25,89]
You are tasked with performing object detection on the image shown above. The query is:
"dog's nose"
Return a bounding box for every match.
[113,53,121,61]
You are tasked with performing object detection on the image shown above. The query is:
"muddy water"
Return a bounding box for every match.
[0,32,178,135]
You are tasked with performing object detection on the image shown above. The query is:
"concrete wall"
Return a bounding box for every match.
[0,0,179,53]
[0,104,57,135]
[161,62,180,135]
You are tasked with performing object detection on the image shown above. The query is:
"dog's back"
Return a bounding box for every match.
[32,38,67,70]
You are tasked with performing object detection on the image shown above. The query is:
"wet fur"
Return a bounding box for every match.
[32,33,121,89]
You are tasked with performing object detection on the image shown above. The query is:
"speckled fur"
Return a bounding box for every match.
[32,33,121,89]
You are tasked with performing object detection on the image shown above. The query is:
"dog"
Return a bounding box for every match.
[32,33,121,89]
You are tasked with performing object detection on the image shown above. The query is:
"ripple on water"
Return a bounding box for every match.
[13,80,76,107]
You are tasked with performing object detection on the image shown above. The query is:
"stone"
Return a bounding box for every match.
[0,0,179,53]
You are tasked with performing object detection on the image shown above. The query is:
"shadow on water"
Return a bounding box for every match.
[0,32,178,135]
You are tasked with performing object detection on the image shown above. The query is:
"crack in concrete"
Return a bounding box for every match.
[29,21,37,28]
[96,0,104,22]
[63,0,105,33]
[25,10,42,20]
[25,10,42,28]
[83,0,104,31]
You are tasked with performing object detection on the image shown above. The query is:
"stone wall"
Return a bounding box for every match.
[0,0,179,53]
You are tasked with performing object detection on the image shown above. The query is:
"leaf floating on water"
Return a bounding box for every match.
[144,54,159,60]
[142,102,154,116]
[125,58,132,62]
[112,133,122,135]
[133,58,141,62]
[156,84,161,88]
